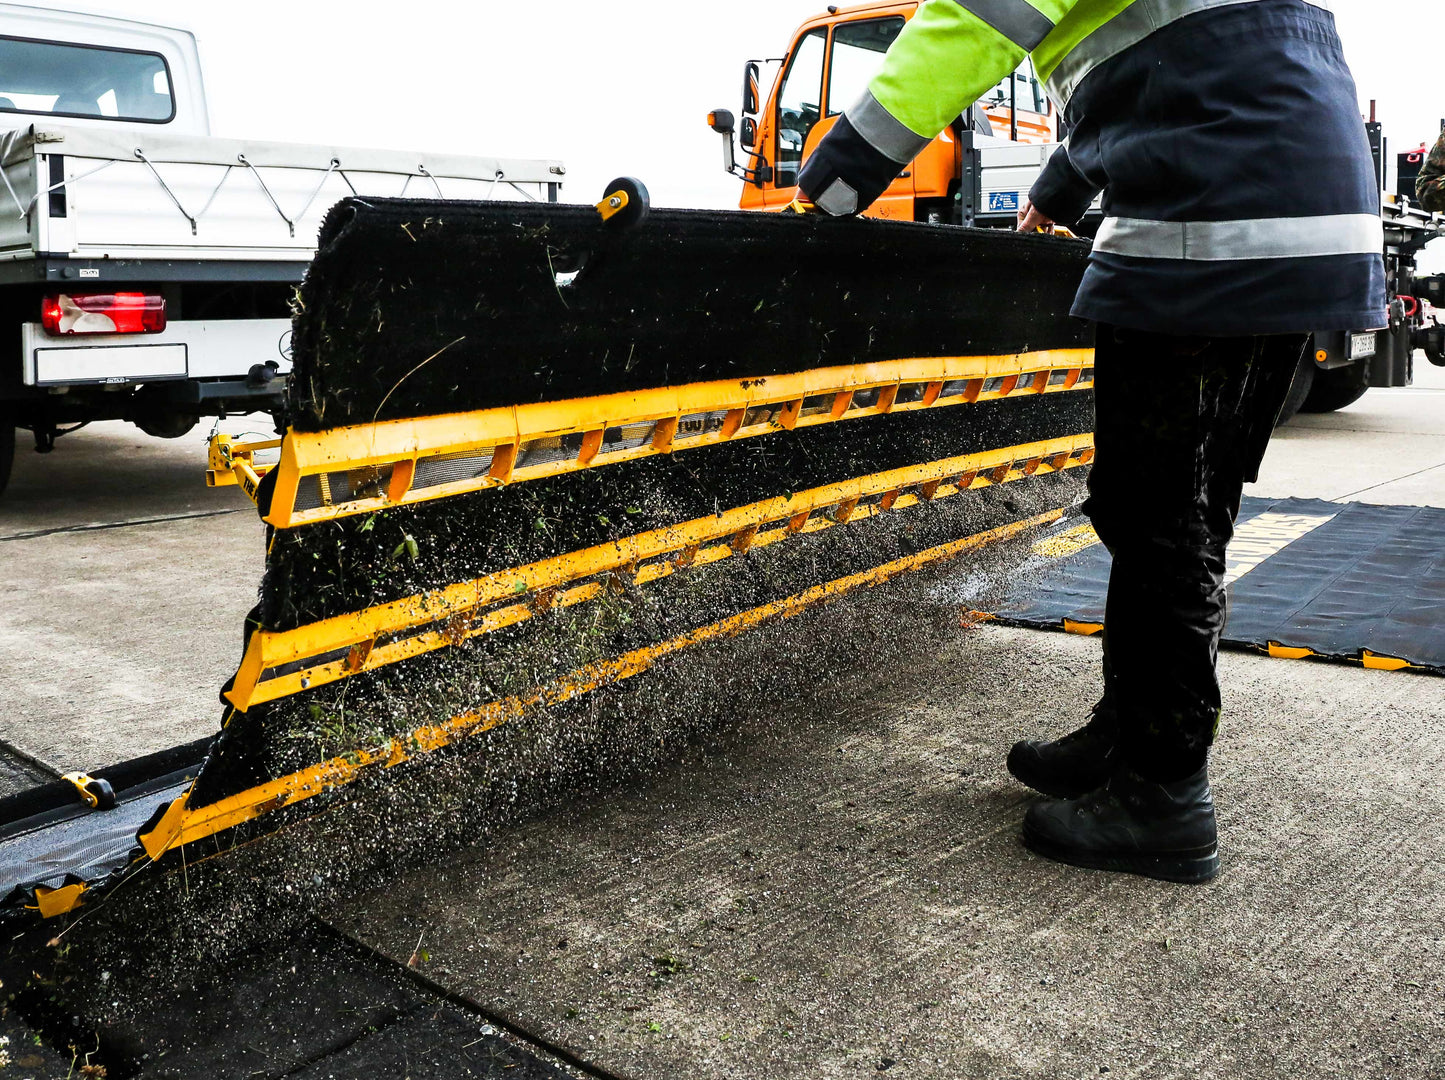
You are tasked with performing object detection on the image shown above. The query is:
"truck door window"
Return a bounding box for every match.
[775,28,826,188]
[827,18,905,117]
[0,36,174,123]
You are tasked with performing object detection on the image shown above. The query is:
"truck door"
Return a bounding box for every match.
[759,26,826,209]
[754,14,913,217]
[821,16,914,220]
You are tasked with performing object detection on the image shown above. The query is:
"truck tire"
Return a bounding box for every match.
[1275,348,1315,426]
[0,403,14,498]
[134,411,199,439]
[1302,360,1370,414]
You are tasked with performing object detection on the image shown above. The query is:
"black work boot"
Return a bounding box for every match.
[1006,700,1118,798]
[1021,763,1219,883]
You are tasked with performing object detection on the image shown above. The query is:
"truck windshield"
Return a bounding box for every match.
[0,36,173,123]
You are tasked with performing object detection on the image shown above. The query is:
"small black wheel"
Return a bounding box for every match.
[254,463,278,520]
[600,176,649,229]
[87,778,116,811]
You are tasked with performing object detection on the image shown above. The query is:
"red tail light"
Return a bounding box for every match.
[41,292,167,336]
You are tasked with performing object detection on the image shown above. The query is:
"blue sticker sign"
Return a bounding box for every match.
[987,191,1020,213]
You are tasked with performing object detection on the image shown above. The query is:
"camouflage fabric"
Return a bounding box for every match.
[1417,129,1445,212]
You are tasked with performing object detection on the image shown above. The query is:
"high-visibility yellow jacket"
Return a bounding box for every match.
[798,0,1386,336]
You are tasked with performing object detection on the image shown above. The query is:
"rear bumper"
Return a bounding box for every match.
[20,317,292,387]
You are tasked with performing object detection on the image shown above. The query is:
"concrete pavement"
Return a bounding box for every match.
[1,360,1444,1076]
[0,418,264,776]
[330,622,1445,1079]
[1248,357,1445,507]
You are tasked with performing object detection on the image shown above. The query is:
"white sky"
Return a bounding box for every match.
[31,0,1445,233]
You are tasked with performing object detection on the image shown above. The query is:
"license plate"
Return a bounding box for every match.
[1350,332,1377,359]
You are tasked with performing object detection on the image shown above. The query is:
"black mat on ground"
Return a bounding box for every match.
[996,496,1445,673]
[290,199,1090,429]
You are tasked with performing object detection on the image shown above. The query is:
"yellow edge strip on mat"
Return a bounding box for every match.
[140,508,1066,865]
[231,349,1093,528]
[1266,642,1415,671]
[225,434,1096,710]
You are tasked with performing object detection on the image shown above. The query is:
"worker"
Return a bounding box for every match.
[1418,127,1445,212]
[795,0,1384,883]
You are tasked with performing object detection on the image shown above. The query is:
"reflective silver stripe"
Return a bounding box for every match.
[847,90,932,164]
[1046,0,1333,110]
[1093,213,1383,261]
[815,178,859,216]
[954,0,1055,50]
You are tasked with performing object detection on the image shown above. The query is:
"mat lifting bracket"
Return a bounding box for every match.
[207,432,280,506]
[62,771,116,811]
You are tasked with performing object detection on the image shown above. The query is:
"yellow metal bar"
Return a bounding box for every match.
[224,433,1095,710]
[248,349,1093,528]
[206,433,281,499]
[142,508,1066,864]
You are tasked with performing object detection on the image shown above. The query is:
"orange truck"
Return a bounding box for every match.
[707,1,1085,229]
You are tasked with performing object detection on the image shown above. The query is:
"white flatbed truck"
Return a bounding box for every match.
[0,3,564,495]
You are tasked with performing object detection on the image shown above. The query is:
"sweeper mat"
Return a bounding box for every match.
[994,496,1445,673]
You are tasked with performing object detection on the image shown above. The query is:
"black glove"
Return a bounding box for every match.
[796,114,902,217]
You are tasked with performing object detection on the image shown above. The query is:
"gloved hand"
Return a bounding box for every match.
[782,195,817,215]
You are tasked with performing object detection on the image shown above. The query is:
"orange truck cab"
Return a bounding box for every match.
[708,1,1058,226]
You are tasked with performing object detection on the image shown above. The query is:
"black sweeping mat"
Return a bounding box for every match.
[0,197,1099,911]
[262,391,1092,631]
[193,470,1087,809]
[994,496,1445,673]
[190,196,1094,809]
[288,198,1091,429]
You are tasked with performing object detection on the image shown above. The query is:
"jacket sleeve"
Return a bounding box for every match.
[799,0,1078,215]
[1028,137,1101,226]
[1417,130,1445,213]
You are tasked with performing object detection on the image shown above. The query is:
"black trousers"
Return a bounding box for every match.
[1084,325,1308,781]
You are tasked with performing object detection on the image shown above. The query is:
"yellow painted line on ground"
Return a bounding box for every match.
[1032,521,1099,559]
[1224,511,1337,586]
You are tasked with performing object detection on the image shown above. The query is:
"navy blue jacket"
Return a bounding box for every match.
[1030,0,1385,335]
[799,0,1386,337]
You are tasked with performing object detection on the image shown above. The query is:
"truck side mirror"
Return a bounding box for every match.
[741,117,758,152]
[709,109,738,176]
[743,62,761,117]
